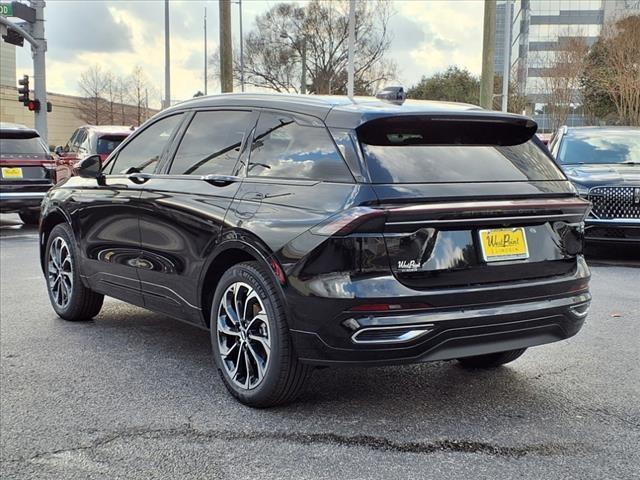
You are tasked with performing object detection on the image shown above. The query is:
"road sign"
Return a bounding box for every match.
[0,3,13,17]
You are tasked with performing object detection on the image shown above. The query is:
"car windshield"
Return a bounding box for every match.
[557,130,640,165]
[0,134,48,156]
[97,135,127,155]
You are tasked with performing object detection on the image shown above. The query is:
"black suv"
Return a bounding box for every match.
[39,94,591,407]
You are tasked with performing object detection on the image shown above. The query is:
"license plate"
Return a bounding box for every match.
[1,167,23,179]
[479,227,529,262]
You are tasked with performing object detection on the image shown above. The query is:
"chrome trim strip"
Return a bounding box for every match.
[351,324,434,345]
[0,192,47,198]
[386,213,579,226]
[350,293,591,329]
[386,198,589,215]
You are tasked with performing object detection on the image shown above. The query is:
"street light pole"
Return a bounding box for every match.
[31,0,47,143]
[347,0,356,99]
[164,0,171,108]
[238,0,244,92]
[219,0,233,93]
[204,7,207,95]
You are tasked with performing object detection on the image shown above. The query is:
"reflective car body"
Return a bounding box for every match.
[550,126,640,243]
[0,122,56,220]
[39,94,591,366]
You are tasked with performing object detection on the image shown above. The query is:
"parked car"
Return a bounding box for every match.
[39,94,591,407]
[537,132,552,145]
[0,122,56,224]
[550,126,640,243]
[55,125,133,182]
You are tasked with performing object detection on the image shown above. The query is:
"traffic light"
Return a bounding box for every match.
[18,75,30,106]
[27,100,41,112]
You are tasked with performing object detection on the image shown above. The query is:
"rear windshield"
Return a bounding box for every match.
[97,135,127,155]
[0,134,48,156]
[557,130,640,165]
[357,117,564,183]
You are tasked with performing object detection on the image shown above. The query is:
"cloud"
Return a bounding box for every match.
[14,0,486,103]
[45,1,133,58]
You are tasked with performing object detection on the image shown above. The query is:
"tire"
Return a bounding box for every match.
[19,210,39,225]
[457,348,527,369]
[45,223,104,321]
[210,261,311,407]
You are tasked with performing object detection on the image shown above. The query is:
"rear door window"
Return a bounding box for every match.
[169,110,253,175]
[248,112,352,182]
[357,116,565,183]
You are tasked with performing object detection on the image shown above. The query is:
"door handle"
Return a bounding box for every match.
[202,174,241,187]
[127,172,152,184]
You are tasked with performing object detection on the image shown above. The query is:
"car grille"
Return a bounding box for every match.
[588,186,640,219]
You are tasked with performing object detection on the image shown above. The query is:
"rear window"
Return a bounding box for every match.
[0,133,48,156]
[357,116,565,183]
[97,135,127,155]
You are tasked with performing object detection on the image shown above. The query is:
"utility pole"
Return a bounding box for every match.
[501,0,513,112]
[480,0,496,110]
[204,7,207,95]
[219,0,233,93]
[347,0,356,99]
[164,0,171,108]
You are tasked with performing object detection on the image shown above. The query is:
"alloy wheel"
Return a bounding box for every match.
[48,236,73,309]
[216,282,271,390]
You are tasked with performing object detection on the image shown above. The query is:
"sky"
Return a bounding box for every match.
[14,0,485,107]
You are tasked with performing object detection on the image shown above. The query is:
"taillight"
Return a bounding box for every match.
[350,302,431,312]
[310,207,386,236]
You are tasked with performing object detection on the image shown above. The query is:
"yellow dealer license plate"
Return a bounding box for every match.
[479,227,529,262]
[1,167,23,179]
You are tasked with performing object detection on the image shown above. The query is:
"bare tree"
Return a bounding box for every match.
[538,36,589,131]
[588,16,640,125]
[128,66,155,126]
[212,0,397,95]
[78,65,108,124]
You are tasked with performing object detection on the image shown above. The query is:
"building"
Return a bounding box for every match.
[495,0,640,130]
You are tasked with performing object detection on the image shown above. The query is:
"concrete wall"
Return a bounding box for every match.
[1,85,85,147]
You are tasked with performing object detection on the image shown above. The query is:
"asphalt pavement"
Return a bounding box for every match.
[1,213,638,480]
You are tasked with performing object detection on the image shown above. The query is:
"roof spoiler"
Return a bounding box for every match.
[357,113,538,147]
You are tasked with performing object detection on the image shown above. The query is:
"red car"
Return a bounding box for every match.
[0,122,56,224]
[55,125,133,181]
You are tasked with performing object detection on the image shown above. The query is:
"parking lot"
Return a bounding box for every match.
[0,213,638,479]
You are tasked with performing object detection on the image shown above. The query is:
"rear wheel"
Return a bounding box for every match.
[45,223,104,321]
[210,261,311,407]
[19,210,39,225]
[457,348,526,369]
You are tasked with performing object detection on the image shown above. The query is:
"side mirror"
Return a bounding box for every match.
[54,146,64,155]
[76,154,102,179]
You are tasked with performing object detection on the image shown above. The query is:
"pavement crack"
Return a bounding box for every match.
[2,427,580,464]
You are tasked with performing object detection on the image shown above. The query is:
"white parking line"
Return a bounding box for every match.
[0,234,39,240]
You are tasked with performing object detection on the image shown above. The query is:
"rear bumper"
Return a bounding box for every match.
[0,190,48,212]
[585,218,640,243]
[292,293,590,366]
[287,255,591,366]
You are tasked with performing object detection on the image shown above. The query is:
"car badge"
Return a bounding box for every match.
[634,187,640,205]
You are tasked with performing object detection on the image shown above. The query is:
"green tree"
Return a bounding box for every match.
[407,66,480,104]
[581,38,618,121]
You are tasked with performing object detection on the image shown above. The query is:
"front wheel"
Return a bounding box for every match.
[457,348,527,369]
[45,223,104,321]
[210,261,311,407]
